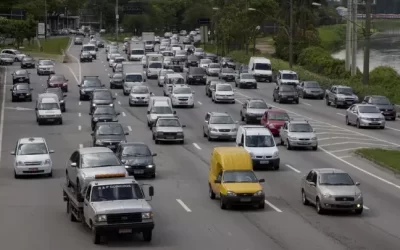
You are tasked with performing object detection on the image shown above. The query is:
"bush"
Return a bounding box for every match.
[317,25,346,52]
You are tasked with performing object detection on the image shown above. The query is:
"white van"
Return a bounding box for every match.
[236,125,280,170]
[123,73,146,95]
[82,44,97,59]
[163,73,185,96]
[148,96,172,111]
[248,57,272,82]
[146,100,176,127]
[36,93,62,125]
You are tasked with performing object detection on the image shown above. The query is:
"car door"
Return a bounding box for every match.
[280,122,288,141]
[261,111,268,126]
[241,101,248,118]
[67,151,79,185]
[83,184,93,226]
[303,170,314,200]
[329,87,336,102]
[203,113,210,135]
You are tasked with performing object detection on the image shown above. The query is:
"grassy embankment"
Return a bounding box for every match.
[355,148,400,172]
[102,33,132,43]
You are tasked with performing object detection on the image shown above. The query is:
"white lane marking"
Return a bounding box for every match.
[302,102,311,106]
[316,132,353,136]
[176,199,192,212]
[197,101,202,105]
[66,40,82,83]
[127,126,132,132]
[78,125,81,131]
[105,68,107,71]
[101,61,104,63]
[320,142,392,147]
[386,126,400,132]
[264,199,282,212]
[78,113,81,117]
[339,155,352,159]
[122,112,126,117]
[118,101,121,105]
[285,164,301,173]
[336,113,345,116]
[65,64,80,84]
[235,99,243,104]
[108,73,110,76]
[193,143,201,150]
[79,102,81,105]
[0,67,7,165]
[41,84,44,87]
[317,137,377,141]
[330,147,369,153]
[115,93,118,96]
[79,144,83,148]
[363,205,370,210]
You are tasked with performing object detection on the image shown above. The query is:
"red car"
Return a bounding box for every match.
[260,110,290,136]
[47,74,69,92]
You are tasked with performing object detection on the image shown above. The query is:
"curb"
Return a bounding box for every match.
[395,104,400,118]
[353,151,400,177]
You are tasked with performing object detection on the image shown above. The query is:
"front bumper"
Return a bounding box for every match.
[155,134,184,141]
[111,81,123,87]
[80,91,93,99]
[21,63,35,68]
[381,111,396,120]
[37,69,54,75]
[359,118,385,127]
[288,139,318,148]
[129,97,149,105]
[303,92,324,98]
[94,222,155,234]
[207,71,219,76]
[266,126,281,136]
[126,166,155,177]
[238,82,257,88]
[0,60,13,65]
[320,197,363,211]
[221,194,265,207]
[14,164,52,175]
[171,99,194,107]
[214,96,235,102]
[94,143,120,151]
[209,131,236,140]
[37,116,62,124]
[12,93,31,100]
[336,99,357,107]
[221,76,235,82]
[80,57,92,62]
[252,158,280,169]
[253,75,272,82]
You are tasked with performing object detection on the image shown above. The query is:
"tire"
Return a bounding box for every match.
[316,198,324,214]
[345,116,350,125]
[295,99,299,104]
[355,208,363,215]
[334,99,339,108]
[312,145,318,151]
[356,119,361,129]
[286,139,292,150]
[47,171,53,177]
[209,185,215,199]
[240,112,244,121]
[220,194,226,209]
[143,230,152,242]
[70,205,77,222]
[325,97,330,106]
[380,126,385,129]
[66,173,71,187]
[92,227,101,244]
[302,189,309,205]
[14,171,20,179]
[29,97,32,102]
[59,119,63,125]
[259,202,265,209]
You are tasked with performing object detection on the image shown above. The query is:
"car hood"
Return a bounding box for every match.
[91,199,152,214]
[319,185,361,196]
[38,109,61,115]
[374,104,394,110]
[122,156,153,166]
[279,91,297,95]
[14,90,30,94]
[156,126,183,133]
[337,93,357,98]
[208,68,220,72]
[245,146,277,156]
[93,115,117,121]
[223,183,262,193]
[96,134,126,141]
[93,100,113,105]
[247,108,267,115]
[131,93,150,98]
[359,113,385,119]
[281,79,299,84]
[221,73,235,76]
[49,81,65,85]
[172,94,192,98]
[16,154,50,163]
[209,124,236,130]
[288,132,316,139]
[304,87,323,92]
[82,87,98,92]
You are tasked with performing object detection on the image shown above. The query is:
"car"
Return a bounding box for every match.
[235,73,257,89]
[92,123,129,151]
[82,44,97,58]
[152,117,185,144]
[12,70,30,84]
[45,87,67,112]
[47,74,69,92]
[276,70,299,86]
[206,63,221,76]
[218,68,236,82]
[174,50,187,61]
[109,72,124,89]
[212,83,235,103]
[260,109,290,136]
[187,67,206,85]
[297,81,324,99]
[199,58,212,69]
[273,85,299,104]
[1,48,26,61]
[170,85,195,108]
[146,101,176,127]
[279,119,318,150]
[147,61,163,79]
[362,95,396,120]
[220,57,235,69]
[11,137,54,178]
[36,59,55,75]
[240,99,270,123]
[36,93,63,125]
[238,64,249,74]
[65,147,128,199]
[205,80,222,97]
[193,48,205,58]
[78,76,105,100]
[203,112,238,141]
[108,53,121,67]
[345,104,385,129]
[115,142,157,178]
[90,89,115,114]
[182,38,191,44]
[111,56,125,68]
[0,53,14,65]
[301,168,363,214]
[114,63,123,73]
[91,105,120,130]
[158,69,174,87]
[96,40,104,48]
[325,85,359,108]
[80,51,92,62]
[10,83,33,102]
[186,55,199,68]
[74,37,83,45]
[204,53,218,63]
[20,56,35,68]
[129,85,152,106]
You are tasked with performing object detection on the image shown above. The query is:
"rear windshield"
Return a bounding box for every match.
[93,91,112,100]
[190,68,205,74]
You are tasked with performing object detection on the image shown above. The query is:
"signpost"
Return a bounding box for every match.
[123,2,145,15]
[37,23,45,39]
[198,18,210,46]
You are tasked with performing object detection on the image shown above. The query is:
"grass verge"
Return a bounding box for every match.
[21,37,70,55]
[355,148,400,172]
[371,19,400,32]
[102,33,131,43]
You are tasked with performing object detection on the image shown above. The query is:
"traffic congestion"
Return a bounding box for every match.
[1,29,400,249]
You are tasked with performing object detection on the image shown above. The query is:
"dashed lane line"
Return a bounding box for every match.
[127,126,132,132]
[122,112,126,117]
[336,113,345,116]
[302,102,311,106]
[0,67,7,165]
[176,199,192,212]
[235,99,243,104]
[193,143,201,150]
[197,101,202,105]
[264,199,282,212]
[118,101,121,105]
[78,113,81,117]
[285,164,301,173]
[79,102,81,105]
[386,126,400,132]
[78,125,81,131]
[79,144,83,148]
[318,137,378,142]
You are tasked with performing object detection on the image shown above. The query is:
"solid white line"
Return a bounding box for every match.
[285,164,301,173]
[197,101,202,105]
[78,113,81,117]
[176,199,192,212]
[363,205,370,210]
[193,143,201,150]
[386,126,400,132]
[127,126,132,132]
[329,147,369,153]
[320,142,391,147]
[79,102,81,105]
[338,155,352,159]
[235,99,243,104]
[115,93,118,96]
[79,144,83,148]
[78,125,81,131]
[336,113,345,116]
[122,112,126,117]
[302,102,311,106]
[317,137,377,141]
[264,199,282,212]
[0,67,7,165]
[66,39,82,83]
[65,64,79,84]
[118,101,121,105]
[316,132,353,135]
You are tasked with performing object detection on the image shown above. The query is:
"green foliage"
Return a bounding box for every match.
[355,148,400,172]
[0,16,37,47]
[317,24,346,51]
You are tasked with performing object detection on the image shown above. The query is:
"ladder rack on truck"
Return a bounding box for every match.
[62,184,83,222]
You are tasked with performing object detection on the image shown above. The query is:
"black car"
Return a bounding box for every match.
[362,95,397,120]
[297,81,324,99]
[96,40,104,48]
[91,105,120,130]
[45,87,67,112]
[206,80,222,97]
[110,73,124,89]
[186,55,199,68]
[273,85,299,104]
[12,70,30,84]
[80,51,92,62]
[182,38,191,45]
[171,58,184,72]
[10,83,33,102]
[91,123,128,151]
[78,76,105,100]
[187,67,207,85]
[21,56,35,69]
[205,53,218,63]
[89,89,115,114]
[115,142,157,178]
[239,64,249,74]
[221,57,236,69]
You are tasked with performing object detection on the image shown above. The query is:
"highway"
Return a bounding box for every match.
[1,36,400,249]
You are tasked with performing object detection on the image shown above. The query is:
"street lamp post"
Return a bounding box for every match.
[115,0,119,42]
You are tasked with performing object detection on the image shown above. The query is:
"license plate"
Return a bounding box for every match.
[166,136,174,139]
[260,161,269,164]
[288,98,293,100]
[261,78,266,81]
[47,119,54,122]
[240,198,251,202]
[29,168,38,171]
[19,78,23,81]
[179,102,187,104]
[133,170,144,174]
[119,229,132,234]
[299,142,310,145]
[136,100,143,103]
[257,117,261,120]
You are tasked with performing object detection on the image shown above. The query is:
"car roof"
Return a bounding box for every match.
[79,147,114,154]
[96,122,122,127]
[19,137,46,144]
[279,70,297,74]
[120,142,148,147]
[210,112,230,117]
[242,126,272,136]
[314,168,347,174]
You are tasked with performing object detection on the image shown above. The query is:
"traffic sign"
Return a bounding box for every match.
[123,2,144,15]
[198,18,210,24]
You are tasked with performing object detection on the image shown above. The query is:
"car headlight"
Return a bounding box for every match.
[354,96,359,101]
[311,137,317,140]
[323,193,333,199]
[16,161,24,166]
[93,117,98,121]
[92,103,96,107]
[60,100,64,103]
[95,140,102,145]
[120,140,126,143]
[254,190,264,196]
[231,128,237,132]
[249,152,255,158]
[177,132,183,136]
[142,212,153,219]
[211,128,218,132]
[80,89,85,93]
[109,103,114,107]
[95,214,107,222]
[203,75,206,78]
[288,136,297,140]
[112,118,118,122]
[26,93,31,95]
[226,191,237,196]
[147,164,154,168]
[44,159,51,165]
[272,151,279,158]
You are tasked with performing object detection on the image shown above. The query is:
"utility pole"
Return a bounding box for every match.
[363,0,372,85]
[45,0,48,39]
[288,0,293,69]
[345,0,352,71]
[115,0,119,42]
[100,10,103,30]
[351,0,357,76]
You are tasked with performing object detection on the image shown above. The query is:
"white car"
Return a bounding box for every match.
[108,53,121,67]
[11,137,54,178]
[147,61,163,79]
[170,85,195,108]
[158,69,174,87]
[1,49,26,62]
[111,56,125,68]
[199,58,212,69]
[129,85,152,106]
[212,83,235,104]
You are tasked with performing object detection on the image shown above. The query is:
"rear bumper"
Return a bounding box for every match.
[94,222,154,234]
[222,194,265,206]
[252,158,280,169]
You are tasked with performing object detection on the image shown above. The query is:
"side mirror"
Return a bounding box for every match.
[152,153,157,157]
[259,178,265,183]
[90,132,94,136]
[10,151,15,155]
[77,84,81,87]
[63,94,67,97]
[149,186,154,196]
[49,150,55,154]
[70,162,77,168]
[355,182,360,186]
[125,132,129,135]
[35,108,38,111]
[116,112,120,115]
[147,111,150,114]
[238,142,243,147]
[182,125,186,128]
[173,111,176,114]
[214,180,221,184]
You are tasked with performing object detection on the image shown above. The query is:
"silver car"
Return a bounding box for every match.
[279,120,318,150]
[36,59,55,75]
[152,117,185,144]
[345,104,385,129]
[301,168,363,214]
[240,99,270,123]
[206,63,221,76]
[203,112,238,141]
[219,68,236,82]
[129,85,152,106]
[235,73,257,89]
[158,69,174,87]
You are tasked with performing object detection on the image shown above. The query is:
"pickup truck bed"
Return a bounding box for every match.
[62,184,83,222]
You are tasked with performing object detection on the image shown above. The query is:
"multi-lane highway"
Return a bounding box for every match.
[1,36,400,249]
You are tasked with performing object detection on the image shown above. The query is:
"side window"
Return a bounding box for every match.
[216,171,222,181]
[69,151,78,163]
[85,185,91,201]
[306,171,313,181]
[241,134,244,144]
[311,172,317,183]
[205,113,210,121]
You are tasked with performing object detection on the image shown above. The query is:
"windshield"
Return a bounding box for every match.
[81,152,121,168]
[15,70,27,75]
[255,63,271,70]
[17,143,48,155]
[319,173,354,186]
[222,68,234,73]
[93,91,112,100]
[151,106,173,114]
[195,48,204,52]
[91,184,143,202]
[358,106,380,113]
[39,60,53,66]
[249,101,268,109]
[83,80,101,87]
[210,116,234,124]
[131,50,144,55]
[50,75,65,81]
[280,86,295,92]
[282,73,298,80]
[173,88,191,94]
[38,102,59,110]
[115,58,125,63]
[93,107,116,115]
[125,75,142,82]
[149,63,162,68]
[157,119,181,127]
[169,78,185,84]
[163,52,174,56]
[16,84,29,90]
[245,135,275,147]
[289,123,313,132]
[22,58,33,62]
[242,74,255,79]
[122,145,151,156]
[112,73,123,79]
[132,86,149,93]
[201,59,212,64]
[337,88,353,95]
[190,68,205,74]
[268,112,289,121]
[145,41,153,44]
[96,125,124,135]
[83,46,95,51]
[222,171,258,183]
[209,64,220,68]
[304,82,320,88]
[370,97,390,105]
[216,85,232,91]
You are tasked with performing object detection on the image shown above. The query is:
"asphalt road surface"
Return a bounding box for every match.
[1,36,400,249]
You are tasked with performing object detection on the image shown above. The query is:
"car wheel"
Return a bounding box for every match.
[355,207,363,215]
[240,112,244,121]
[220,194,226,209]
[209,185,215,199]
[207,132,212,141]
[273,96,276,102]
[155,139,159,144]
[259,202,265,209]
[143,230,152,242]
[14,171,20,179]
[380,126,385,129]
[356,119,361,129]
[345,116,350,125]
[316,198,325,214]
[286,139,292,150]
[302,189,309,205]
[312,145,318,151]
[325,97,330,106]
[334,99,339,108]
